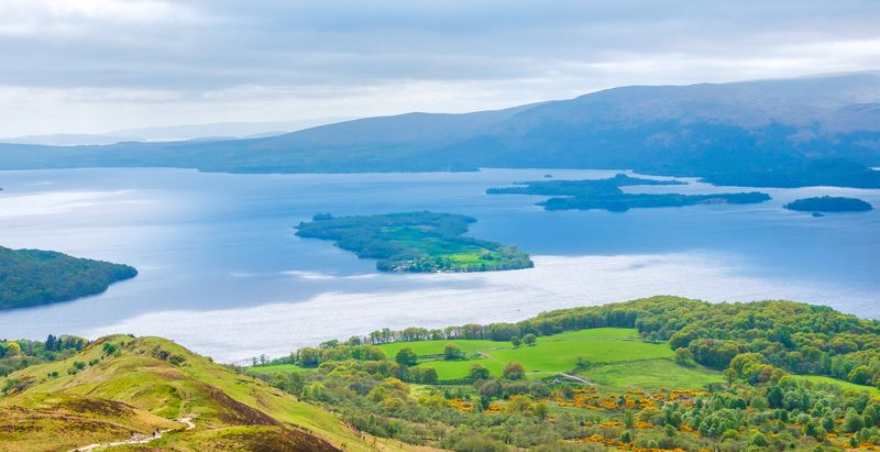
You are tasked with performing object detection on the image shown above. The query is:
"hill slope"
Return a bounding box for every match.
[0,336,401,452]
[0,73,879,187]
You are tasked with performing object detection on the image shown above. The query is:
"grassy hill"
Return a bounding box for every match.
[0,335,406,452]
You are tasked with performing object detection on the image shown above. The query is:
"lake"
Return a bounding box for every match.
[0,168,878,362]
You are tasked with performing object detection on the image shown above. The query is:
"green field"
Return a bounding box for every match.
[793,375,880,396]
[377,328,720,388]
[582,358,723,389]
[247,363,308,376]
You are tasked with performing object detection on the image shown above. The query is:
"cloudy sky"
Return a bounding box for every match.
[1,0,879,136]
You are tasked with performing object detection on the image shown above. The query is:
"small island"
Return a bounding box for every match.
[488,173,771,212]
[0,246,137,310]
[296,212,533,273]
[784,196,873,213]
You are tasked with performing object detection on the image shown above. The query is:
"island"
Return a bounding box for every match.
[295,211,533,273]
[784,196,873,213]
[488,173,771,212]
[0,246,137,310]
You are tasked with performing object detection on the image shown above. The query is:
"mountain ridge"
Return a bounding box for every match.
[1,72,879,187]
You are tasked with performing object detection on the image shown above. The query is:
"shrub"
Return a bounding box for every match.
[444,344,464,360]
[469,364,490,381]
[395,348,418,367]
[503,362,525,380]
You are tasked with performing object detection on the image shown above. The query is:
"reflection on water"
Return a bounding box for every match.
[0,168,877,362]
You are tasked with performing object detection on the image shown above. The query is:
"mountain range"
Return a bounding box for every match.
[1,72,878,187]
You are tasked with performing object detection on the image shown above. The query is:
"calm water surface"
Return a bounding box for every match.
[0,168,877,362]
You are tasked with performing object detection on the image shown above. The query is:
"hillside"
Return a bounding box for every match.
[1,73,879,187]
[0,336,405,452]
[246,296,880,451]
[0,246,137,311]
[5,297,880,450]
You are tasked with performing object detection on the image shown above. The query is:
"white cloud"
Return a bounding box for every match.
[0,1,878,135]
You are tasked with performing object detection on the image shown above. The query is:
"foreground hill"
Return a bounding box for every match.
[0,246,137,311]
[4,296,880,450]
[1,73,879,187]
[0,336,404,451]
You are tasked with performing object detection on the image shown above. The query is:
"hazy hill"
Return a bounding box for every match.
[0,335,399,451]
[0,119,346,146]
[0,133,143,146]
[1,72,879,186]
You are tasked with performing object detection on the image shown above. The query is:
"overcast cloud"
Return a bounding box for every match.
[1,0,879,136]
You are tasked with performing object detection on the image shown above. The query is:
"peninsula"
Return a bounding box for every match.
[296,212,533,273]
[0,246,137,310]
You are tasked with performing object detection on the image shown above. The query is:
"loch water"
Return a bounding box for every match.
[0,168,877,362]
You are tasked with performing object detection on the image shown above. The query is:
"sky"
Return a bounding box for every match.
[1,0,879,136]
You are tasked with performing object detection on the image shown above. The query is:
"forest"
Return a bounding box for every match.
[295,212,533,272]
[0,246,137,310]
[488,174,771,212]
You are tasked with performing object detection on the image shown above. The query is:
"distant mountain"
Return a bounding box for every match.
[0,119,347,146]
[109,119,347,142]
[1,73,879,187]
[0,133,142,146]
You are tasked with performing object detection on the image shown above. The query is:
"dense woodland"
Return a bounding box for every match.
[488,174,771,212]
[250,296,880,450]
[296,212,533,272]
[784,196,873,213]
[0,246,137,310]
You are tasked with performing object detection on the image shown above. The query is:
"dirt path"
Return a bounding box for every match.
[557,373,592,385]
[70,416,195,452]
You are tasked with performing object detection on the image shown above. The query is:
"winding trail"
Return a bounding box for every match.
[70,416,195,452]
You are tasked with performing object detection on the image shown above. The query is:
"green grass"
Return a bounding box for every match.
[246,363,308,376]
[0,336,402,452]
[378,328,706,383]
[581,359,723,389]
[793,375,880,396]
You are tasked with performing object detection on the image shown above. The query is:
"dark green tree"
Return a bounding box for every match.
[395,348,418,367]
